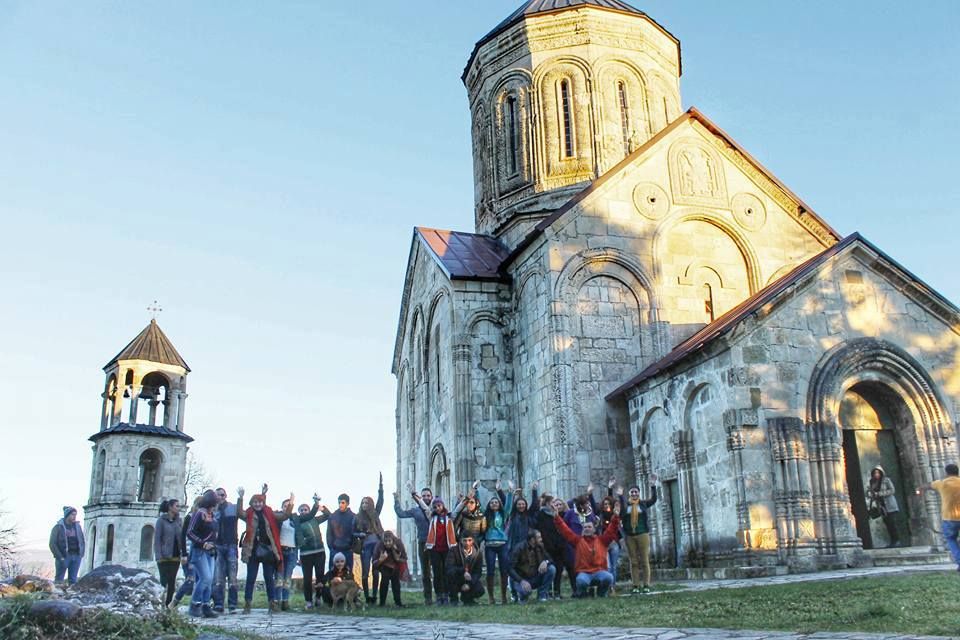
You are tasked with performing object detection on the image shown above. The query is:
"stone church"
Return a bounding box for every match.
[393,0,960,571]
[83,320,192,574]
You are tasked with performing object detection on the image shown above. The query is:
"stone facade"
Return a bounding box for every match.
[393,1,960,573]
[83,321,191,575]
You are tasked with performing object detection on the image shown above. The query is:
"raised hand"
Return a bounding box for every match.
[495,479,502,491]
[586,482,594,495]
[379,472,383,486]
[616,486,624,497]
[473,480,480,490]
[237,486,245,497]
[531,481,539,491]
[650,472,659,484]
[261,483,269,495]
[507,480,515,492]
[313,493,321,503]
[608,476,617,489]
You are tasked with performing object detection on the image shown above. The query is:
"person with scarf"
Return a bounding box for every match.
[295,495,331,608]
[616,476,658,594]
[154,499,183,608]
[186,489,219,618]
[372,530,408,607]
[446,532,484,605]
[452,481,486,541]
[240,486,294,614]
[355,473,385,604]
[49,506,84,585]
[554,501,621,598]
[483,479,513,605]
[424,497,457,605]
[533,494,573,598]
[326,492,357,571]
[865,466,901,548]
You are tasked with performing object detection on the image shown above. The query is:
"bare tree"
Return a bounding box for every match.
[183,451,216,505]
[0,502,19,580]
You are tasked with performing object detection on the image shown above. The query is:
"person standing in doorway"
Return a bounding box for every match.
[918,463,960,571]
[866,466,901,548]
[50,507,85,585]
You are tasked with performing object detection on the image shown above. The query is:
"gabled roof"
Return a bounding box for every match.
[416,227,511,282]
[606,233,960,398]
[502,107,842,271]
[89,423,194,443]
[104,320,190,372]
[463,0,679,83]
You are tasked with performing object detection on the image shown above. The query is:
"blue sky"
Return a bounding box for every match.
[1,1,958,553]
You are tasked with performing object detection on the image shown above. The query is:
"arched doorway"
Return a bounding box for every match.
[429,444,450,504]
[840,383,916,549]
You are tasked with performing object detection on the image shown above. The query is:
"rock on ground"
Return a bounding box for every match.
[65,564,165,615]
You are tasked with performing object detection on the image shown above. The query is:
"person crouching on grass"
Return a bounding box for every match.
[554,500,621,597]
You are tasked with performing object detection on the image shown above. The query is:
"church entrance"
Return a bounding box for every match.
[839,383,915,549]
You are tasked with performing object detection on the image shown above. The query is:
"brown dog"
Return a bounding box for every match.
[328,579,363,611]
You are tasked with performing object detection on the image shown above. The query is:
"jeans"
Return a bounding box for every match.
[360,536,380,599]
[157,560,180,606]
[245,557,277,603]
[575,570,614,596]
[174,559,195,602]
[942,520,960,566]
[279,547,298,601]
[514,564,556,601]
[301,551,326,602]
[212,544,238,610]
[328,546,354,571]
[190,547,216,607]
[417,540,433,602]
[607,539,622,584]
[54,553,82,584]
[484,543,510,578]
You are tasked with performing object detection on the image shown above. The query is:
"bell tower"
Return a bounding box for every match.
[83,319,193,574]
[463,0,682,246]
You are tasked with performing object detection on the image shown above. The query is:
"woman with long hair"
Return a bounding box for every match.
[372,530,408,607]
[482,480,513,605]
[240,485,294,614]
[186,490,219,618]
[355,473,385,604]
[154,498,182,608]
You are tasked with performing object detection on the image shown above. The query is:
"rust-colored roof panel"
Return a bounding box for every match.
[416,227,511,281]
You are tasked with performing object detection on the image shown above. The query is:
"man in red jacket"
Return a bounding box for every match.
[554,501,620,597]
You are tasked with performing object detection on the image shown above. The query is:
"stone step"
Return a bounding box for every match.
[653,565,789,581]
[864,545,952,567]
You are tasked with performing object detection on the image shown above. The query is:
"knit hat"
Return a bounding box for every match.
[63,506,77,518]
[333,552,346,563]
[337,493,350,504]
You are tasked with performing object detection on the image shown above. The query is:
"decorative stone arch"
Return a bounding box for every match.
[429,443,451,503]
[593,57,652,162]
[767,262,800,286]
[534,55,595,179]
[471,100,494,218]
[101,374,118,429]
[653,209,763,296]
[491,69,535,193]
[409,306,426,381]
[513,267,546,311]
[93,447,107,502]
[140,524,154,561]
[136,447,165,503]
[396,361,416,456]
[805,338,956,551]
[466,310,506,334]
[646,69,681,132]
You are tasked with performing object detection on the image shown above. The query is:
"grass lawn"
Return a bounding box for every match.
[249,572,960,637]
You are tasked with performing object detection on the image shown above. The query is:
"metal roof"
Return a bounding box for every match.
[89,423,194,443]
[104,320,190,372]
[463,0,674,82]
[416,227,511,281]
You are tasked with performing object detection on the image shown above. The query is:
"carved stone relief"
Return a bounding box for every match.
[731,192,767,232]
[632,182,669,220]
[669,139,726,207]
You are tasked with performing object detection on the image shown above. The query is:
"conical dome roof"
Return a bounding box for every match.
[103,320,190,372]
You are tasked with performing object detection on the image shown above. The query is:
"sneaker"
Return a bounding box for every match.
[229,606,237,614]
[213,606,225,614]
[641,586,652,594]
[201,605,219,619]
[537,595,549,602]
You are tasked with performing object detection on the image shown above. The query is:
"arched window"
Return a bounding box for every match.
[140,372,170,427]
[94,449,107,501]
[137,449,163,502]
[88,525,97,569]
[122,370,134,423]
[618,81,631,154]
[560,79,574,158]
[140,525,155,561]
[507,95,519,176]
[105,524,115,562]
[703,283,715,323]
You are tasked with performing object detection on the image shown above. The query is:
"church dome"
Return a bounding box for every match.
[464,0,682,245]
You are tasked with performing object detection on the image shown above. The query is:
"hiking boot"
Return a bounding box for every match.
[242,601,251,614]
[280,601,289,612]
[189,603,202,617]
[201,605,219,619]
[269,600,280,613]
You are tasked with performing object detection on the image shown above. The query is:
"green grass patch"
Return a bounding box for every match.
[0,596,255,640]
[248,572,960,636]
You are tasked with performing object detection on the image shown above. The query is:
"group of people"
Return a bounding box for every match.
[394,476,658,606]
[50,463,960,619]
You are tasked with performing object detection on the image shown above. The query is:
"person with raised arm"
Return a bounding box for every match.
[240,484,294,614]
[616,474,658,594]
[356,473,386,604]
[483,479,513,605]
[452,480,486,541]
[394,483,434,604]
[295,492,331,609]
[424,496,457,605]
[553,499,621,598]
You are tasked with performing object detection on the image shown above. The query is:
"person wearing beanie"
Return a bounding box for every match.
[240,484,294,614]
[424,497,457,605]
[326,492,357,571]
[49,507,84,585]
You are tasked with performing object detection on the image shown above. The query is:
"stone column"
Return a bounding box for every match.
[166,390,181,431]
[807,421,862,561]
[128,385,142,424]
[768,417,817,568]
[452,341,473,489]
[176,393,188,431]
[673,430,704,566]
[724,411,751,551]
